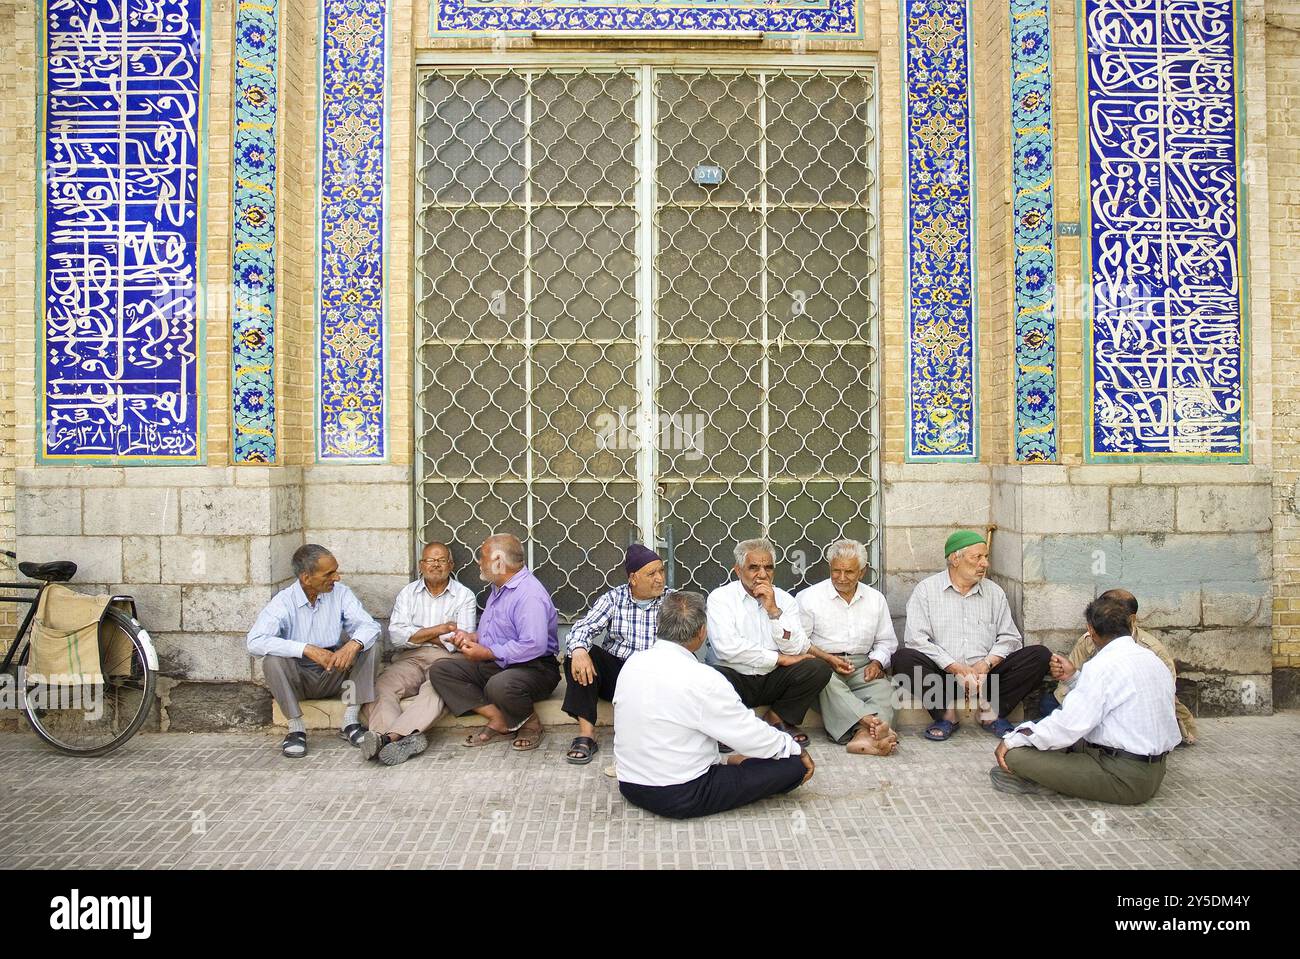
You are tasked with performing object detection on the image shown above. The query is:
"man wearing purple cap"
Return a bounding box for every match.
[561,544,669,764]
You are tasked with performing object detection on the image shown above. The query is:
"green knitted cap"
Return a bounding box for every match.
[944,529,986,557]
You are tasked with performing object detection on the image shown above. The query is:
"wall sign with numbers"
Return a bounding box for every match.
[39,0,206,462]
[1082,0,1248,460]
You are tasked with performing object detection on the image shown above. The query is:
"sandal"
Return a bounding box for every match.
[565,736,599,765]
[282,731,307,759]
[339,723,367,747]
[773,722,810,747]
[462,726,512,748]
[924,719,959,741]
[980,717,1016,737]
[512,716,545,752]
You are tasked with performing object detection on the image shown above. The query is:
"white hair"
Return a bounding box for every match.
[946,544,983,568]
[733,537,775,568]
[825,539,868,569]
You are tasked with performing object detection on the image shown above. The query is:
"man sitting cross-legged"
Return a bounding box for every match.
[248,544,381,759]
[797,539,899,757]
[359,541,477,766]
[561,543,669,765]
[992,595,1181,804]
[428,534,560,753]
[1042,588,1197,746]
[706,537,833,748]
[615,591,814,819]
[893,529,1051,740]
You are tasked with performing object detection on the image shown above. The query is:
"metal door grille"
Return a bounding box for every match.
[416,64,880,619]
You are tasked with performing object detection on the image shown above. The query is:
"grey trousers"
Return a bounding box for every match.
[262,644,379,720]
[818,653,897,742]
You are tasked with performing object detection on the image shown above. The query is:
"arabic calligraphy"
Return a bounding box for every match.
[1085,0,1247,458]
[431,0,858,35]
[41,0,205,461]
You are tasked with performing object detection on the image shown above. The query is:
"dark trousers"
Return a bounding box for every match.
[619,756,806,819]
[561,645,626,725]
[428,654,560,728]
[891,645,1051,719]
[714,658,833,725]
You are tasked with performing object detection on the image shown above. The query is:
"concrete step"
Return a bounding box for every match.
[273,677,1021,731]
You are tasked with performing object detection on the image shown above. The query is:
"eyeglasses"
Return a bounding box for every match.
[420,559,451,567]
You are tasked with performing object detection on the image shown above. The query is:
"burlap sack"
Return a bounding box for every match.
[29,584,110,683]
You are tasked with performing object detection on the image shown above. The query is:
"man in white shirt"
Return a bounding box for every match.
[706,538,834,747]
[992,595,1180,804]
[615,591,814,819]
[248,544,381,758]
[359,541,478,766]
[798,539,899,757]
[894,529,1051,741]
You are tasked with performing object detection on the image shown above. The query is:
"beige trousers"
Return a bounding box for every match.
[363,645,457,738]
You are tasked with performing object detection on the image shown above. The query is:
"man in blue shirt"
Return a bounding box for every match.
[248,544,381,758]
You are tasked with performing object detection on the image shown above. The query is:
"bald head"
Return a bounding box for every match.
[477,534,526,586]
[1098,588,1138,616]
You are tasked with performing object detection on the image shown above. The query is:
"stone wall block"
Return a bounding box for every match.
[16,487,81,535]
[1020,485,1109,534]
[1202,583,1272,628]
[883,482,990,528]
[1022,582,1096,632]
[249,532,303,584]
[1163,627,1274,675]
[180,487,272,536]
[1176,485,1274,533]
[83,487,178,536]
[883,526,950,572]
[164,681,270,730]
[122,536,161,584]
[1120,533,1271,584]
[302,528,412,575]
[1110,486,1175,532]
[1039,534,1123,586]
[306,484,410,530]
[181,585,278,633]
[161,536,249,585]
[15,535,122,584]
[304,465,412,485]
[111,583,182,632]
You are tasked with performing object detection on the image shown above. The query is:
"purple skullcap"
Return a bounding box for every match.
[625,544,661,576]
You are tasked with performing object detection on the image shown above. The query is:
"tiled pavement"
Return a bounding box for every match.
[1,713,1298,869]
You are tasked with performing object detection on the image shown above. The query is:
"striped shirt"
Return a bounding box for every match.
[247,581,381,659]
[903,570,1021,669]
[388,577,478,651]
[565,584,669,660]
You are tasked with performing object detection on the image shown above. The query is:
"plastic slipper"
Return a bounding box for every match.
[565,736,599,765]
[773,721,810,746]
[980,717,1016,737]
[923,719,959,741]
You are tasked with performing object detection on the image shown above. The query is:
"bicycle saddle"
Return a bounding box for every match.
[19,561,77,583]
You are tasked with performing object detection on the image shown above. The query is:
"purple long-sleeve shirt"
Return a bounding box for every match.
[478,566,559,667]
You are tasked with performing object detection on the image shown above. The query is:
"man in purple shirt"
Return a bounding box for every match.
[428,534,560,751]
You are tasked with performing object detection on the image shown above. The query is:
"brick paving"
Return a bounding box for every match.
[0,713,1297,870]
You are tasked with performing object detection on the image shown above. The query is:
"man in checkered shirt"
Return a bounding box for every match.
[561,544,670,765]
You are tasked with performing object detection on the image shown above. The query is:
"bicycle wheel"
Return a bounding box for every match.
[20,607,156,756]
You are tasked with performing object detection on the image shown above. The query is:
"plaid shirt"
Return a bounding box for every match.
[565,585,670,660]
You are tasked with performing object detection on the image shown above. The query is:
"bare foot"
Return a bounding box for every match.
[847,726,899,756]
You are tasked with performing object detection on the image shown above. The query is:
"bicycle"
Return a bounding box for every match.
[0,550,158,756]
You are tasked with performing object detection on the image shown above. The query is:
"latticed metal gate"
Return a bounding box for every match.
[415,61,881,619]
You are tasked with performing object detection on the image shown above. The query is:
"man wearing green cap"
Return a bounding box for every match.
[893,529,1051,741]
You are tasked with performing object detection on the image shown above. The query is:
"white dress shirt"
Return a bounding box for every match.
[247,581,380,659]
[705,580,810,676]
[1002,635,1181,757]
[614,640,802,787]
[903,570,1022,669]
[387,577,478,650]
[796,578,898,666]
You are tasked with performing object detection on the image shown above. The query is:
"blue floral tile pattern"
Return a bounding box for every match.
[903,0,977,461]
[232,0,279,464]
[1010,0,1057,463]
[431,0,859,35]
[318,0,387,460]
